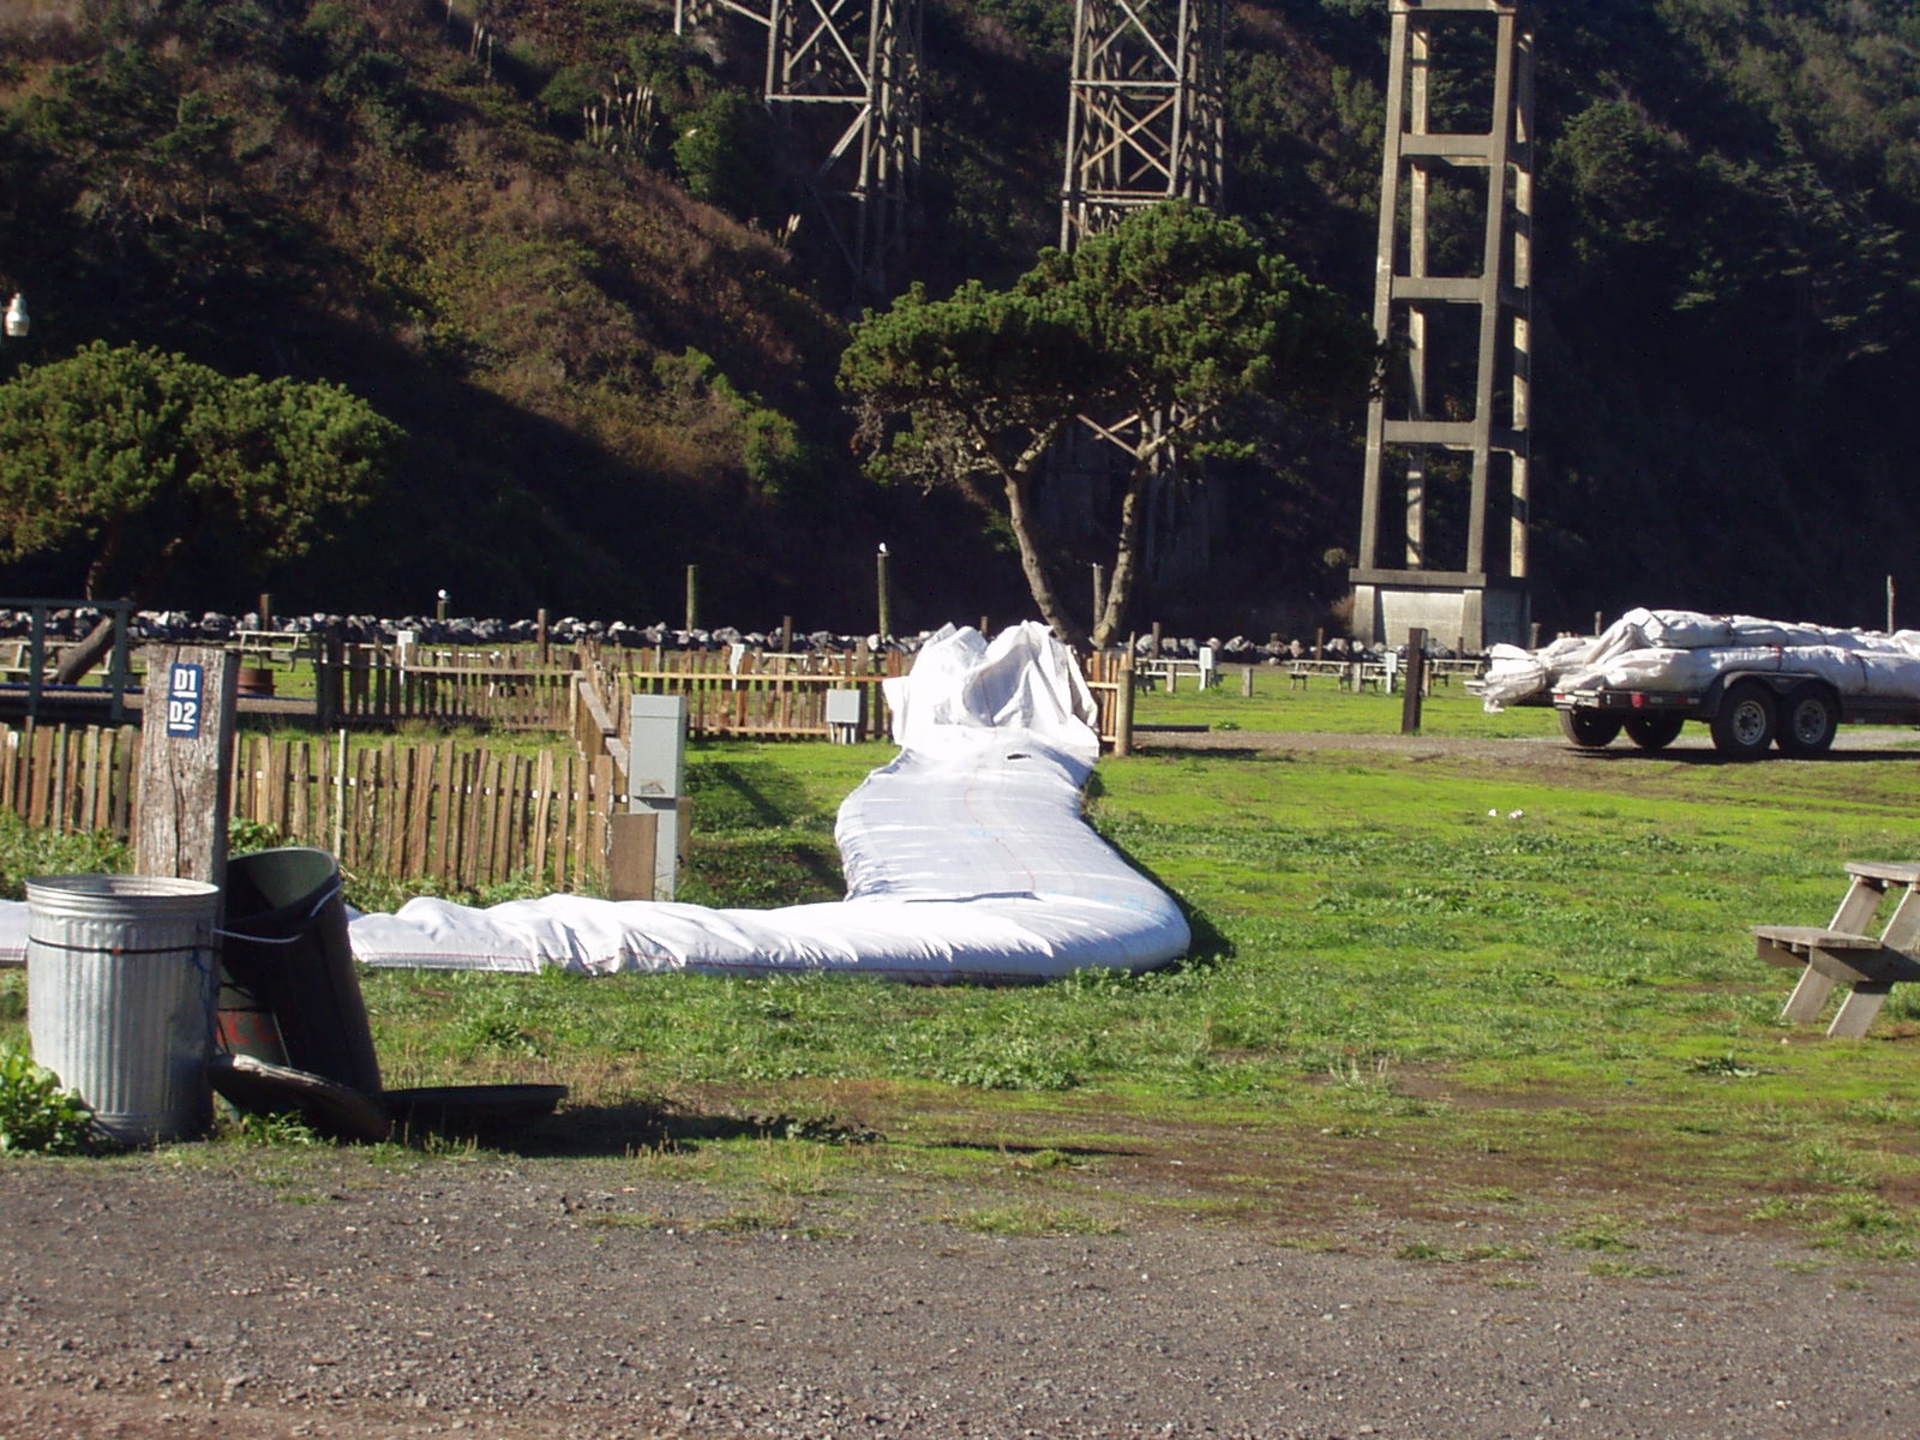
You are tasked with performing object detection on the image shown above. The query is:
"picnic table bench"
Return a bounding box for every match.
[1136,654,1217,692]
[1427,656,1485,685]
[1285,658,1350,688]
[1754,861,1920,1037]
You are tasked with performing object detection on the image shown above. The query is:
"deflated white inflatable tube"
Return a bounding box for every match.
[342,622,1190,981]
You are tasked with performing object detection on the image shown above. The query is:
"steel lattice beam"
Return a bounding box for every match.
[677,0,921,303]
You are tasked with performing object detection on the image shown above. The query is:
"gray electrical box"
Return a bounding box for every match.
[826,688,863,744]
[628,694,688,899]
[629,694,687,799]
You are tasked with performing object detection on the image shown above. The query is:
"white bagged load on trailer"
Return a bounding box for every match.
[342,622,1190,980]
[1481,607,1920,712]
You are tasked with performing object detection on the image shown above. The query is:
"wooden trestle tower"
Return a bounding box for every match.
[1349,0,1535,650]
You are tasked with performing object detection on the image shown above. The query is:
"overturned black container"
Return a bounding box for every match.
[217,847,383,1096]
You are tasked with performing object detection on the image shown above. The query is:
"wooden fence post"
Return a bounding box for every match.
[1400,627,1428,735]
[135,645,238,889]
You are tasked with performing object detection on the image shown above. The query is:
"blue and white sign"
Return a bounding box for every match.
[165,663,205,738]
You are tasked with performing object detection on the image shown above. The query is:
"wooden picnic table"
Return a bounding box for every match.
[1754,861,1920,1037]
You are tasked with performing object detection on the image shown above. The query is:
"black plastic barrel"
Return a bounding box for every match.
[218,847,382,1096]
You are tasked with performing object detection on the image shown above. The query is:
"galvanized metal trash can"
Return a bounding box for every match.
[26,875,222,1146]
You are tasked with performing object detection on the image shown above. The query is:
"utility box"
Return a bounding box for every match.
[826,688,864,744]
[628,694,688,899]
[629,694,688,799]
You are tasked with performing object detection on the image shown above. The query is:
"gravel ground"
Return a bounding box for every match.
[6,729,1920,1438]
[3,1156,1919,1440]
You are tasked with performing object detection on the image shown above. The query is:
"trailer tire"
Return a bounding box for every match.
[1624,714,1686,751]
[1560,707,1623,749]
[1777,684,1838,757]
[1710,680,1776,759]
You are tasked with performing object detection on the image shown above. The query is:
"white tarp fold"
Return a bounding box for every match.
[1481,607,1920,711]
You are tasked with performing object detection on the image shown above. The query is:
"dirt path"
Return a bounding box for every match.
[1135,725,1920,767]
[3,1154,1918,1440]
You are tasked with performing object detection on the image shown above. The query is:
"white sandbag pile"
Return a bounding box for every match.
[1480,607,1920,711]
[343,621,1190,981]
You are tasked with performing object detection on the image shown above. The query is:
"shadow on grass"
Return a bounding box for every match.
[694,760,797,828]
[1093,823,1234,976]
[1567,747,1920,766]
[680,834,845,908]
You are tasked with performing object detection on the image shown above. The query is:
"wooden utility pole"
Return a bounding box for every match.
[135,646,239,890]
[1400,627,1428,734]
[1112,648,1136,757]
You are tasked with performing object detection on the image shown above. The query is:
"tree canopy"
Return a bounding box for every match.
[0,341,402,604]
[840,202,1374,646]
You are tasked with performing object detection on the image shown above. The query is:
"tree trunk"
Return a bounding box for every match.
[55,532,177,683]
[1002,473,1083,648]
[53,615,121,684]
[1090,460,1156,650]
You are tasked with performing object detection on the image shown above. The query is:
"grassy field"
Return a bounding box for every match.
[7,695,1920,1265]
[1131,664,1568,737]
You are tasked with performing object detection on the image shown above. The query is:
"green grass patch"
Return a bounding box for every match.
[942,1203,1123,1237]
[1133,671,1565,738]
[1396,1240,1537,1263]
[9,724,1920,1258]
[1587,1260,1684,1279]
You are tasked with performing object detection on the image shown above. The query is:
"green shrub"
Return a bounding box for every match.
[672,90,776,220]
[742,407,810,500]
[539,62,604,121]
[0,1046,92,1155]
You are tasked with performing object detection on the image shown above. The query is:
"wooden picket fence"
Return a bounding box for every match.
[0,643,1131,893]
[576,642,1131,755]
[613,646,907,741]
[1082,649,1131,753]
[570,646,906,762]
[327,645,577,730]
[229,734,617,892]
[0,722,138,839]
[0,722,617,893]
[306,638,1134,751]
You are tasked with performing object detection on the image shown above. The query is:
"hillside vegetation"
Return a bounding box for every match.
[0,0,1914,635]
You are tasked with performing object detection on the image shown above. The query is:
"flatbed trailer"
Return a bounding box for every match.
[1545,669,1920,759]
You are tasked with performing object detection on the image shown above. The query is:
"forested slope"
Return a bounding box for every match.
[0,0,1913,634]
